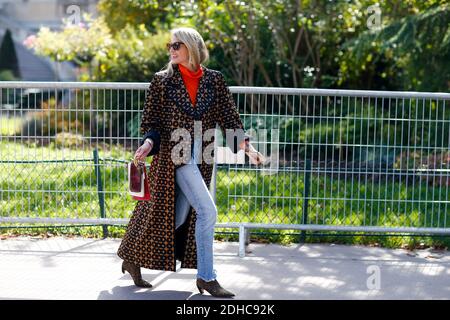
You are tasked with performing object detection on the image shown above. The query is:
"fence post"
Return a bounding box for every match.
[239,224,246,258]
[93,148,108,238]
[300,159,311,243]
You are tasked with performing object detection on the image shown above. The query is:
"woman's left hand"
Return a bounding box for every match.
[239,140,268,166]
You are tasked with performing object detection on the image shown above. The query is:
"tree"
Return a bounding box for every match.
[195,0,374,88]
[97,0,181,34]
[196,0,325,88]
[340,1,450,91]
[96,25,170,82]
[0,29,21,79]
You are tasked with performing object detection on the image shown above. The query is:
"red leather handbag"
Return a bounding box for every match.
[128,160,150,201]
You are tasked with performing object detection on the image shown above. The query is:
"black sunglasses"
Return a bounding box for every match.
[166,41,184,51]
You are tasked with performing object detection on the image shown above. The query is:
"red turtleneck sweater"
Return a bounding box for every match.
[178,63,203,107]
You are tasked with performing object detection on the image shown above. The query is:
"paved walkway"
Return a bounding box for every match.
[0,236,449,300]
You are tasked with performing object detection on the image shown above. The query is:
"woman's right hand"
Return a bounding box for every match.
[134,140,153,162]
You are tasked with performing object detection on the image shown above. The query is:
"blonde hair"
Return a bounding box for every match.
[157,27,209,78]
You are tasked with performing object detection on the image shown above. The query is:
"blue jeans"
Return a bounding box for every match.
[175,138,218,281]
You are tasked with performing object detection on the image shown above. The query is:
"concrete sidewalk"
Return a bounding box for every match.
[0,236,449,300]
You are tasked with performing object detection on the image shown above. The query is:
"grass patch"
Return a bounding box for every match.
[1,140,449,249]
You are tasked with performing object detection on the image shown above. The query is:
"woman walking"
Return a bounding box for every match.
[117,27,264,298]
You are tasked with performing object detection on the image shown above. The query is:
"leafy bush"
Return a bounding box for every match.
[95,25,170,82]
[20,108,90,139]
[54,132,86,148]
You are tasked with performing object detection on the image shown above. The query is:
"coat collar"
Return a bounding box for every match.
[166,63,215,120]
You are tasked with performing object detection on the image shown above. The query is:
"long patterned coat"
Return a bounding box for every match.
[117,63,249,272]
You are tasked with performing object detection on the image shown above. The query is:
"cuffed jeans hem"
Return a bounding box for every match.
[196,273,217,282]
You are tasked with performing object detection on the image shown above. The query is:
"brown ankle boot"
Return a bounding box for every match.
[121,260,152,288]
[196,278,235,298]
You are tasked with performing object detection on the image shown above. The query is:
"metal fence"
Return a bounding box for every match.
[1,81,450,255]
